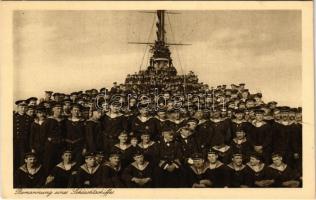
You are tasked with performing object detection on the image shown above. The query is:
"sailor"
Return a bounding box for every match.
[176,126,198,165]
[85,107,103,153]
[152,108,170,140]
[184,153,211,188]
[111,130,136,169]
[209,107,232,148]
[101,151,125,187]
[122,150,154,188]
[41,102,66,174]
[167,109,186,133]
[205,150,228,187]
[101,103,128,152]
[153,128,184,187]
[226,152,248,188]
[272,107,294,165]
[291,107,302,175]
[193,110,212,152]
[248,109,272,164]
[14,152,45,188]
[71,152,103,188]
[137,131,157,164]
[29,105,47,161]
[244,153,274,187]
[265,153,300,187]
[14,100,32,171]
[130,104,156,140]
[230,128,253,163]
[45,149,78,188]
[65,103,86,164]
[231,109,251,138]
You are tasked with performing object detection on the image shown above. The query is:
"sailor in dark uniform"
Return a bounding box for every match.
[248,109,272,164]
[226,152,248,188]
[193,110,212,152]
[167,109,186,133]
[244,153,274,187]
[231,109,251,138]
[130,105,157,140]
[122,150,154,188]
[230,128,253,163]
[272,107,295,166]
[209,108,232,158]
[85,108,102,153]
[65,103,86,164]
[266,153,300,187]
[176,126,198,165]
[45,149,78,188]
[29,105,47,162]
[71,152,103,188]
[152,108,170,140]
[101,151,125,187]
[111,131,136,169]
[101,103,128,153]
[137,131,157,164]
[205,150,228,187]
[184,153,211,188]
[14,100,32,171]
[153,128,184,187]
[41,102,66,174]
[14,152,46,188]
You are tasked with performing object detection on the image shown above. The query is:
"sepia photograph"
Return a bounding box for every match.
[0,1,314,199]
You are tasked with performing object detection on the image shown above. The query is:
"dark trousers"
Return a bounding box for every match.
[153,166,185,188]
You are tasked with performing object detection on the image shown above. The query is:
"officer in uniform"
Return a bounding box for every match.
[153,128,184,187]
[14,100,32,171]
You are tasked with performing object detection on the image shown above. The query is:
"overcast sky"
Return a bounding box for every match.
[13,10,302,107]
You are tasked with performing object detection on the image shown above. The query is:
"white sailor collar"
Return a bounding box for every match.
[131,161,149,171]
[19,164,42,175]
[80,164,100,174]
[208,161,224,169]
[138,141,155,149]
[246,163,265,172]
[227,163,246,171]
[269,163,287,172]
[56,162,77,170]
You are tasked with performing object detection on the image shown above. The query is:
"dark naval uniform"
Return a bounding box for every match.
[137,142,157,164]
[85,119,103,152]
[130,116,157,140]
[226,163,248,188]
[101,114,128,151]
[265,164,300,187]
[194,120,212,151]
[248,122,272,163]
[13,112,32,170]
[184,164,211,188]
[29,120,46,161]
[65,119,86,164]
[41,117,66,174]
[101,162,124,187]
[244,163,272,187]
[111,144,136,169]
[71,164,103,188]
[122,161,154,188]
[230,138,253,163]
[46,162,78,188]
[14,164,46,188]
[205,161,228,187]
[153,139,184,187]
[209,119,232,148]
